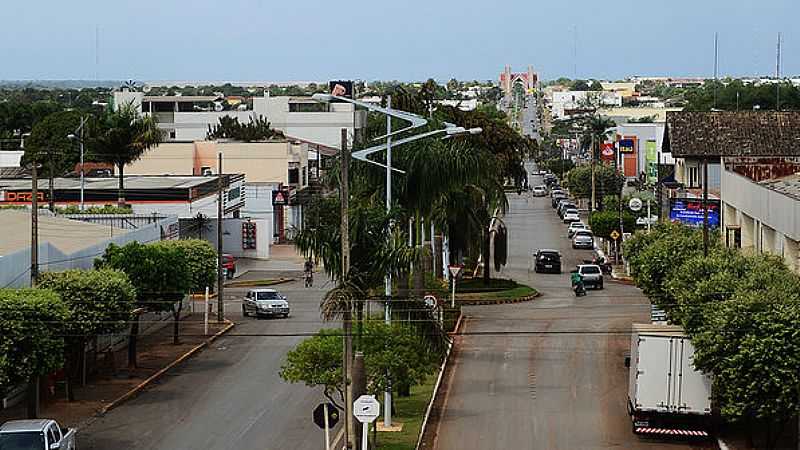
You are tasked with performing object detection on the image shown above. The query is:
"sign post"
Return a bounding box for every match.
[204,286,209,336]
[448,265,463,308]
[313,402,339,450]
[610,230,621,265]
[353,395,380,450]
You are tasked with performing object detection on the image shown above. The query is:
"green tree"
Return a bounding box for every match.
[566,163,623,200]
[97,241,191,362]
[0,288,70,418]
[24,110,85,210]
[90,105,164,206]
[588,80,604,91]
[571,80,590,91]
[160,239,217,293]
[37,269,136,401]
[588,210,636,240]
[206,115,285,142]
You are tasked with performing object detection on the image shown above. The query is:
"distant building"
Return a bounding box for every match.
[551,91,622,119]
[500,65,538,96]
[601,82,637,98]
[113,90,364,148]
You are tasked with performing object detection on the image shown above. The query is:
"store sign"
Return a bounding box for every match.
[272,189,290,206]
[329,80,354,99]
[669,198,720,229]
[619,138,635,154]
[645,140,658,183]
[600,143,615,161]
[1,191,46,203]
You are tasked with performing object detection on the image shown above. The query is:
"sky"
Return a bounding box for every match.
[0,0,797,82]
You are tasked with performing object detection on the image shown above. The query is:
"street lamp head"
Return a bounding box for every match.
[311,93,333,103]
[468,127,483,135]
[67,134,78,141]
[445,127,467,135]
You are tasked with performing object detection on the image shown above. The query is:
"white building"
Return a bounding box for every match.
[550,91,622,119]
[113,91,364,148]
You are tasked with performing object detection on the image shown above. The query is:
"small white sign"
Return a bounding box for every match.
[448,265,463,279]
[628,198,643,212]
[423,295,438,309]
[353,395,380,424]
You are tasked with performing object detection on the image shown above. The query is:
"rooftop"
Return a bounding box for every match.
[759,172,800,201]
[0,175,221,191]
[0,419,52,433]
[665,111,800,157]
[0,210,128,256]
[143,95,219,102]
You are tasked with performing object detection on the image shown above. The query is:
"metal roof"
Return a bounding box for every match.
[143,95,219,102]
[759,172,800,201]
[0,175,220,191]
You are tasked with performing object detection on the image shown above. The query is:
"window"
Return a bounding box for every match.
[47,425,60,444]
[581,266,601,274]
[288,168,300,184]
[687,165,699,187]
[257,292,281,300]
[289,102,327,112]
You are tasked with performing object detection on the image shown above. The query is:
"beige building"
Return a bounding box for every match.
[601,81,637,98]
[127,140,309,240]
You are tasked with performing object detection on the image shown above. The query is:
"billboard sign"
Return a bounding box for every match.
[329,80,354,99]
[272,189,290,206]
[619,138,635,154]
[645,140,658,183]
[669,198,720,228]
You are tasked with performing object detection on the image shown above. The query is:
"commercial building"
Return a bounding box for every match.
[550,91,622,119]
[615,123,674,181]
[665,111,800,271]
[125,140,309,241]
[0,175,245,218]
[113,90,364,148]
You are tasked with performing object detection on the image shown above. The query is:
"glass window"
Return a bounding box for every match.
[257,292,281,300]
[581,266,601,274]
[47,426,59,444]
[0,432,46,449]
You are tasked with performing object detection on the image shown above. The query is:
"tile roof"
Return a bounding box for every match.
[759,172,800,201]
[665,111,800,157]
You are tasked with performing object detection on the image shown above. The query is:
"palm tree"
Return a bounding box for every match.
[581,115,616,211]
[90,104,163,206]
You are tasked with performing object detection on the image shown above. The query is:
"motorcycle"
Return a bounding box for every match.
[573,282,586,297]
[303,271,313,288]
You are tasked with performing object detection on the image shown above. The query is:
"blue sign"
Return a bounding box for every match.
[669,198,720,228]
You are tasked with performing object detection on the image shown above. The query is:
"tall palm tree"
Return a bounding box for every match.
[90,104,163,206]
[581,115,616,211]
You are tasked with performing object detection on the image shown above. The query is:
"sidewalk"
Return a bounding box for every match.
[0,314,229,429]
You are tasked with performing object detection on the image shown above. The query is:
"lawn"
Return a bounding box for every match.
[375,375,437,450]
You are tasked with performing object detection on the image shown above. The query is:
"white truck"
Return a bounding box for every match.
[0,419,76,450]
[626,324,713,439]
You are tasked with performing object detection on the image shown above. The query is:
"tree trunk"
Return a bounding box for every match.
[64,342,82,402]
[26,377,39,419]
[172,300,183,345]
[117,163,125,207]
[483,226,491,285]
[128,314,140,370]
[397,272,409,299]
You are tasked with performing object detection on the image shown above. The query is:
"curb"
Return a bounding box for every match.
[223,277,293,288]
[416,313,466,450]
[458,291,540,306]
[96,319,236,417]
[610,272,635,285]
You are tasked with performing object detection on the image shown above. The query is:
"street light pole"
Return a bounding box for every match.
[68,116,87,210]
[384,96,393,428]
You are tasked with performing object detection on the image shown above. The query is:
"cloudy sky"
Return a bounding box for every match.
[1,0,796,82]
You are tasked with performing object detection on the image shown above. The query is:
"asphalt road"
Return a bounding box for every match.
[82,274,341,450]
[435,171,710,449]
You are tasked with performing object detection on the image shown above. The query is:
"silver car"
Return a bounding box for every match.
[243,288,290,318]
[532,186,547,197]
[572,230,594,249]
[577,264,604,289]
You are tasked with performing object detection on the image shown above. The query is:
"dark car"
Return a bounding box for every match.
[534,249,562,274]
[552,193,568,208]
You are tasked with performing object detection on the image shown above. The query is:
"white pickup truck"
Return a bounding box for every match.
[0,419,76,450]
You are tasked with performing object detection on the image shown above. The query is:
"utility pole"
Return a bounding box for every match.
[590,134,596,212]
[31,162,39,286]
[217,152,224,322]
[713,32,719,109]
[703,157,709,256]
[776,32,782,111]
[340,128,354,450]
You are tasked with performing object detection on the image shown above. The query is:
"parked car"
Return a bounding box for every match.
[557,200,576,216]
[563,209,581,223]
[572,230,595,249]
[222,254,236,279]
[550,189,565,198]
[242,288,290,318]
[576,264,603,289]
[551,193,568,208]
[0,419,76,450]
[567,222,590,238]
[532,185,547,197]
[533,249,561,274]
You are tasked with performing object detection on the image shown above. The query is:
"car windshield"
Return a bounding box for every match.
[256,292,281,300]
[575,231,592,237]
[566,210,578,215]
[539,253,559,260]
[581,266,601,274]
[0,432,46,450]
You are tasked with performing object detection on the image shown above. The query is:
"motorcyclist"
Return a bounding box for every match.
[571,270,585,295]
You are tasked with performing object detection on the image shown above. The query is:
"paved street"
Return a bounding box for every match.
[82,273,341,450]
[435,171,709,449]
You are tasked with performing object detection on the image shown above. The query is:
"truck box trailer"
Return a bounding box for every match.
[627,324,712,438]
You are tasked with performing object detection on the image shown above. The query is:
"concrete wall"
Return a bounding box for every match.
[128,143,195,175]
[0,216,177,288]
[257,96,357,148]
[204,218,271,259]
[0,151,23,168]
[170,111,254,141]
[721,167,800,270]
